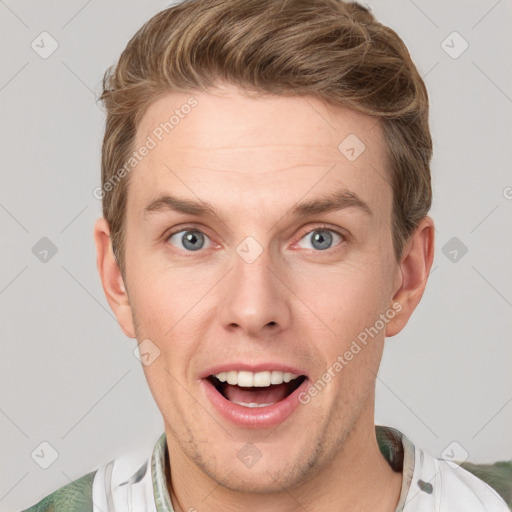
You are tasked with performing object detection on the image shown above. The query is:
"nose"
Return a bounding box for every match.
[217,240,291,337]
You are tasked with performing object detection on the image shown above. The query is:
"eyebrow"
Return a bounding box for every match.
[143,188,373,221]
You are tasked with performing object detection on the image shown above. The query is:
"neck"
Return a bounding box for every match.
[165,402,402,512]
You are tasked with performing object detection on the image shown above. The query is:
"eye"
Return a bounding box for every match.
[167,229,212,252]
[297,227,344,251]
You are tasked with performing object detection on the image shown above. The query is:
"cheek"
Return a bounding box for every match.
[127,263,213,367]
[127,249,197,329]
[297,258,393,340]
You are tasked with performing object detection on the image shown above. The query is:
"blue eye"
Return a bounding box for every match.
[297,228,343,251]
[166,226,344,254]
[168,229,211,251]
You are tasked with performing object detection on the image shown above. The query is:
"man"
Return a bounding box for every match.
[22,0,510,510]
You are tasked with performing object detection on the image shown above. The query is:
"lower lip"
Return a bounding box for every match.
[200,377,309,429]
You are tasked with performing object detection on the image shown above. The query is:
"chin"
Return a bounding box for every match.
[189,439,320,494]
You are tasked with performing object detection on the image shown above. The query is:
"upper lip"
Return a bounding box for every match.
[199,362,309,380]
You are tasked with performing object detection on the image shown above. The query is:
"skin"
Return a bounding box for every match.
[94,82,435,512]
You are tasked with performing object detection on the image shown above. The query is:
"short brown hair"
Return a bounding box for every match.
[99,0,432,275]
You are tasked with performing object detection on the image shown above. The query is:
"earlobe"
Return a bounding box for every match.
[385,216,435,338]
[93,217,136,338]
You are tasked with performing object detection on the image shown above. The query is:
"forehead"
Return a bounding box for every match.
[128,84,391,220]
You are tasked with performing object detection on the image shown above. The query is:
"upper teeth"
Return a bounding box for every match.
[214,370,300,387]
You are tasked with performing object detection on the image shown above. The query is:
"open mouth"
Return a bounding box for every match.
[207,371,307,408]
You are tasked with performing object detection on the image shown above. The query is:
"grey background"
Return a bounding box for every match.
[1,0,511,510]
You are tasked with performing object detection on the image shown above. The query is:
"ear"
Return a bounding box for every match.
[385,216,435,337]
[93,217,136,338]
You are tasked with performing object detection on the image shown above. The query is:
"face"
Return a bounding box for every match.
[114,84,405,491]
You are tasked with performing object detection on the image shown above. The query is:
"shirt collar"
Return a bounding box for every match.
[376,425,416,511]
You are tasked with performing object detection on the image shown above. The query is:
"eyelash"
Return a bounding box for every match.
[164,223,347,255]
